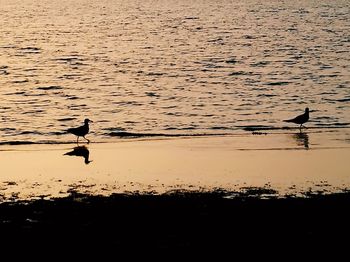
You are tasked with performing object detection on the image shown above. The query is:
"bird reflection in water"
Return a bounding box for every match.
[293,131,309,149]
[64,146,92,164]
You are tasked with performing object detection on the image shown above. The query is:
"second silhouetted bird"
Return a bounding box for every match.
[67,118,93,143]
[284,108,309,129]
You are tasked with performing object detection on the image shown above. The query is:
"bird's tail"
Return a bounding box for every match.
[284,119,293,122]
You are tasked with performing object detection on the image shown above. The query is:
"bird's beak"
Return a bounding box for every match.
[89,120,93,123]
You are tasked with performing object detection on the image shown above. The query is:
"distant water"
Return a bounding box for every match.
[1,0,349,144]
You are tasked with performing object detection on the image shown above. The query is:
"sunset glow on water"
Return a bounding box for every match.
[0,0,349,144]
[0,0,349,201]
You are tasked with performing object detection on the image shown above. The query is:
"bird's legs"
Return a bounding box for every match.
[83,136,90,144]
[77,136,79,144]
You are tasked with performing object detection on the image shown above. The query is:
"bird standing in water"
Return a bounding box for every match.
[284,108,309,129]
[67,118,93,144]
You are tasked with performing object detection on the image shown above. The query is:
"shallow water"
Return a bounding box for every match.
[0,0,349,144]
[1,131,350,202]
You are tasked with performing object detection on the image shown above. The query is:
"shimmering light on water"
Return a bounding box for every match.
[0,0,349,144]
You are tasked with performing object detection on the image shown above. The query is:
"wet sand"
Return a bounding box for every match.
[0,129,350,255]
[1,128,350,200]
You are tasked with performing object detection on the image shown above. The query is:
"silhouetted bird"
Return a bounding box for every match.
[67,118,93,144]
[64,146,92,164]
[284,108,309,129]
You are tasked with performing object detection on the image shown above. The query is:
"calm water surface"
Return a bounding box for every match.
[0,0,349,143]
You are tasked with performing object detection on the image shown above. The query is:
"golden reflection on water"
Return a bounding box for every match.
[1,131,350,201]
[1,0,350,144]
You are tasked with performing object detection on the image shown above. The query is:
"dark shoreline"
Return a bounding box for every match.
[1,190,349,254]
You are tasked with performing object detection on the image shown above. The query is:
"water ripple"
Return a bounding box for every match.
[0,0,349,143]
